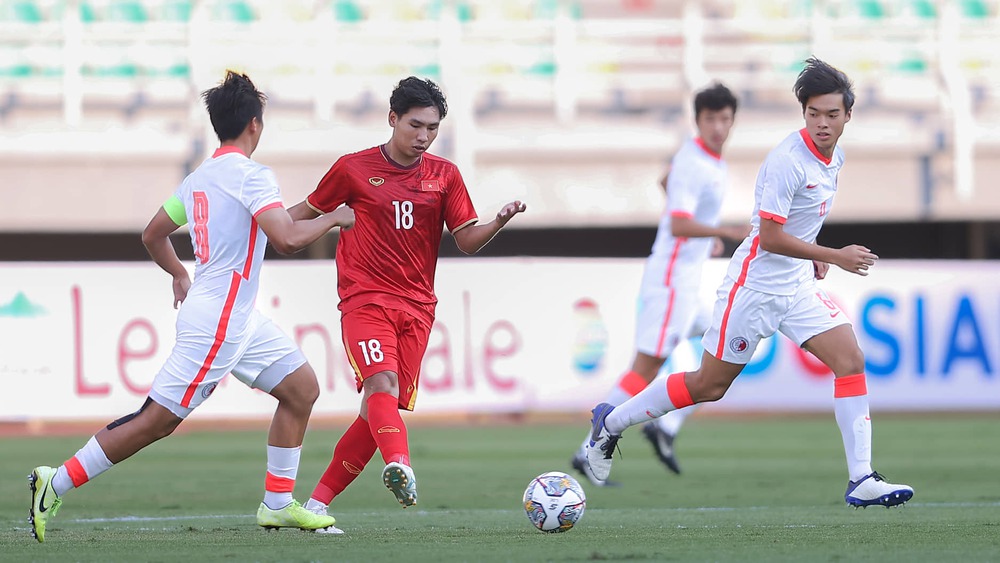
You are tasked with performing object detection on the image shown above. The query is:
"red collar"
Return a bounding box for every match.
[798,129,832,165]
[694,137,722,160]
[212,146,247,158]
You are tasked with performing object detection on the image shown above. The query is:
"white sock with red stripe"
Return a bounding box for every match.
[834,374,874,482]
[51,436,114,497]
[605,372,694,434]
[263,445,301,510]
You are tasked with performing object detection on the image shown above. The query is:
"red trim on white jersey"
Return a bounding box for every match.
[663,238,686,286]
[670,210,694,219]
[759,210,787,224]
[798,129,831,165]
[241,218,260,280]
[694,137,722,161]
[253,201,283,219]
[716,236,760,359]
[181,271,240,407]
[654,288,677,356]
[181,220,261,407]
[212,146,247,159]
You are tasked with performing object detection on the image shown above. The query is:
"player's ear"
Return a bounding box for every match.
[388,110,398,128]
[844,108,852,123]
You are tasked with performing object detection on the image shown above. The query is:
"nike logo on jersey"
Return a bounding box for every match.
[830,311,840,318]
[369,177,385,186]
[806,184,818,189]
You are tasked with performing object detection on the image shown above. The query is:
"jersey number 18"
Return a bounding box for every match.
[392,200,413,230]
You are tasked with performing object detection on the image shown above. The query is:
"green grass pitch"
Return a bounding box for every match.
[2,414,999,562]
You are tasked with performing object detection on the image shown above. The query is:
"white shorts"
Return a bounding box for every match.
[702,276,850,364]
[150,310,306,418]
[635,285,705,359]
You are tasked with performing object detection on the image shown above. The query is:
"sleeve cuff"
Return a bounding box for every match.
[759,210,787,224]
[253,201,284,218]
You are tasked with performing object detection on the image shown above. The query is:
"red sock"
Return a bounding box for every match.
[367,392,410,466]
[311,416,377,505]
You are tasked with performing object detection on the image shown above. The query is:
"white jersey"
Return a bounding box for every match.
[726,129,844,296]
[643,137,729,291]
[174,146,283,339]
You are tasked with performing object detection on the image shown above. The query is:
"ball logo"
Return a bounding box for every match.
[201,382,218,399]
[729,337,749,354]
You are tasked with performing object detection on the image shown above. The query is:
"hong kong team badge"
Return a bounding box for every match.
[729,337,749,354]
[201,382,218,399]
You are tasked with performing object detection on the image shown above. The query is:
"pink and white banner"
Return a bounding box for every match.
[1,259,997,421]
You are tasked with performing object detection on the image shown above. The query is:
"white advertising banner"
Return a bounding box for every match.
[0,259,997,421]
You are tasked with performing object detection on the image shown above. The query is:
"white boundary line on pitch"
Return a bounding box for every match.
[46,501,1000,524]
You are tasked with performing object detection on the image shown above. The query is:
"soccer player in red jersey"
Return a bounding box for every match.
[586,58,913,508]
[289,77,526,530]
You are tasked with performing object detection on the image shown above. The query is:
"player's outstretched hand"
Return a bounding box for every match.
[331,205,356,230]
[834,245,877,276]
[172,274,191,309]
[496,201,527,227]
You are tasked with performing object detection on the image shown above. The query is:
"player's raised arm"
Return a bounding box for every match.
[452,200,526,255]
[256,205,355,255]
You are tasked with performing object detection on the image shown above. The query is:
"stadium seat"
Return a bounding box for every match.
[79,1,96,22]
[332,0,363,22]
[213,0,255,22]
[0,0,42,22]
[960,0,990,18]
[107,0,146,22]
[908,0,936,19]
[161,0,193,22]
[856,0,885,19]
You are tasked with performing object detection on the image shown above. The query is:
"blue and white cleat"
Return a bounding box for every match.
[845,471,913,508]
[571,449,619,488]
[585,403,621,482]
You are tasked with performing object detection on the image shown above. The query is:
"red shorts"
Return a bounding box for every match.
[340,304,432,411]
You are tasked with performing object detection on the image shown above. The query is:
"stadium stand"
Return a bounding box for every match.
[0,0,998,256]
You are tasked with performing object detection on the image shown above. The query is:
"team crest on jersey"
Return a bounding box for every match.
[420,179,441,192]
[201,382,218,399]
[368,177,385,186]
[729,337,749,354]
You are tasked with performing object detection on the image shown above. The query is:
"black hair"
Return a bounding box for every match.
[201,71,267,142]
[389,76,448,120]
[794,57,855,111]
[694,82,738,118]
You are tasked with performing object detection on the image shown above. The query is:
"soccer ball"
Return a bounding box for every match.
[522,471,586,533]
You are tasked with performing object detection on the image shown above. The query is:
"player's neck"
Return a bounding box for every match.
[381,143,421,168]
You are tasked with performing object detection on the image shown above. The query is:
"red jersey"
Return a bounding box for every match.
[306,145,478,324]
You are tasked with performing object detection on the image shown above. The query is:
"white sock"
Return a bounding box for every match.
[304,498,328,512]
[834,384,873,482]
[657,404,698,436]
[605,379,676,434]
[264,445,301,510]
[52,436,113,497]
